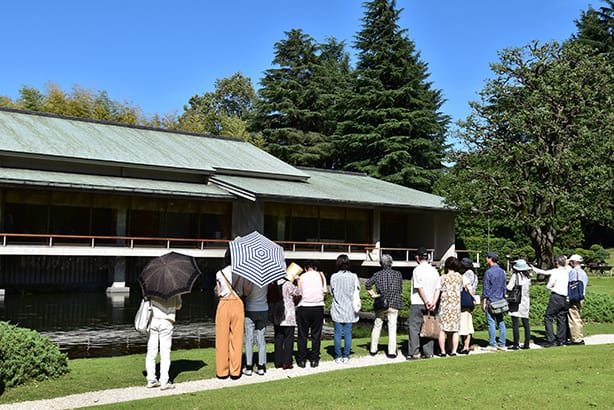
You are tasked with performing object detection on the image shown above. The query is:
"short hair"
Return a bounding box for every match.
[304,259,318,270]
[444,256,459,271]
[380,254,393,268]
[336,254,351,271]
[555,255,567,267]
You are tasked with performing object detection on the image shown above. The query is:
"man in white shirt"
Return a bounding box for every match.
[407,247,441,360]
[532,255,569,347]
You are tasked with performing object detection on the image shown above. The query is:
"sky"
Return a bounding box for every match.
[0,1,597,127]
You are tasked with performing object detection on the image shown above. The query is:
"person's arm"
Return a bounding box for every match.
[506,273,515,291]
[430,288,441,311]
[243,279,253,297]
[175,295,182,310]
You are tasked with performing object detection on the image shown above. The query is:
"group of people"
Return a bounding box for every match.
[143,247,590,387]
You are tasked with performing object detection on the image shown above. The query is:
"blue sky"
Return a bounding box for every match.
[1,1,595,126]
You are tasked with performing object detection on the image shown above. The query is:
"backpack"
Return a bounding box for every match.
[134,297,153,335]
[267,282,283,304]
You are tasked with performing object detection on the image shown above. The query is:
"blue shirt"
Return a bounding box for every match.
[569,267,589,297]
[482,263,506,303]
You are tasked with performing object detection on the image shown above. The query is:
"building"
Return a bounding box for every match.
[0,108,456,294]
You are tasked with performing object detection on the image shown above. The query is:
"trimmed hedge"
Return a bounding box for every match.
[0,321,69,388]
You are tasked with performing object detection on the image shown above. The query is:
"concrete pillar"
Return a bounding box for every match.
[106,207,130,294]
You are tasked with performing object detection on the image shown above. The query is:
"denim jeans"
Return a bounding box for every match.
[244,310,268,367]
[485,308,506,347]
[333,322,353,358]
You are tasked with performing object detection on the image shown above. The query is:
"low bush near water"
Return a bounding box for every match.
[0,321,69,388]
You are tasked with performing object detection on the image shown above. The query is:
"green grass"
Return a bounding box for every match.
[1,323,613,407]
[587,276,614,297]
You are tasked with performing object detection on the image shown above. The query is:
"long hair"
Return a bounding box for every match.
[336,254,350,271]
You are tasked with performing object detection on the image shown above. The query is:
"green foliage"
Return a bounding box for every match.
[334,0,448,192]
[438,40,614,268]
[572,0,614,63]
[0,321,69,388]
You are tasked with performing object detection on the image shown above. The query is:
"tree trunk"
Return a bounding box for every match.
[529,226,555,268]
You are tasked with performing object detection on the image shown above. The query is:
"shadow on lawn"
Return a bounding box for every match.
[142,359,207,382]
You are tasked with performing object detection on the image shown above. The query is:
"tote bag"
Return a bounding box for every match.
[352,277,362,313]
[134,298,153,335]
[461,288,475,309]
[506,274,522,305]
[420,312,441,339]
[568,270,585,303]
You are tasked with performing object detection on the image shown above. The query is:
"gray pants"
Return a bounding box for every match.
[408,304,435,357]
[244,310,268,367]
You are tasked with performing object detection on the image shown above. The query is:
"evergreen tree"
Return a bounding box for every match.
[251,29,351,168]
[572,0,614,62]
[334,0,448,192]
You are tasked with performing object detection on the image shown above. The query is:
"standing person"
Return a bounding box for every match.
[215,249,244,379]
[330,254,360,363]
[145,294,182,390]
[506,259,532,350]
[532,255,569,347]
[296,260,327,368]
[407,247,441,360]
[241,278,268,376]
[459,257,478,354]
[567,254,588,345]
[482,251,507,352]
[272,268,302,369]
[365,254,403,358]
[438,256,463,357]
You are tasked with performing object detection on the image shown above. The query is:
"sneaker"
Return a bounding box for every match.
[483,345,498,352]
[342,357,349,363]
[407,354,421,361]
[310,360,319,368]
[242,367,253,376]
[146,380,160,388]
[334,357,342,364]
[297,361,306,368]
[160,383,175,391]
[496,346,507,351]
[256,365,266,376]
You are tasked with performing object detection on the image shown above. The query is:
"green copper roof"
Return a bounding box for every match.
[0,167,232,198]
[0,109,308,181]
[212,168,448,210]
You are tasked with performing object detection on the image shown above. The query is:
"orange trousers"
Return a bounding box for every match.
[215,297,245,377]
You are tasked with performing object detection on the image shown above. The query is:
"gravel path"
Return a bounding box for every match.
[3,334,613,410]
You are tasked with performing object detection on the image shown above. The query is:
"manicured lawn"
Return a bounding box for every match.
[587,276,614,297]
[1,323,613,406]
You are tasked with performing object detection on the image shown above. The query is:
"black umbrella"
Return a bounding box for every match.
[138,252,201,300]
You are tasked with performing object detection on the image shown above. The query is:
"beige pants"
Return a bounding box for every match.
[568,300,584,342]
[215,297,245,377]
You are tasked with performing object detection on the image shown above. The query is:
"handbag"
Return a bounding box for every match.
[568,270,584,303]
[506,273,522,305]
[352,277,362,313]
[373,295,389,312]
[134,297,153,335]
[460,287,475,309]
[489,298,509,315]
[420,311,441,339]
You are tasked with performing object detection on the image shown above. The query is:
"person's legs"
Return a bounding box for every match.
[243,312,256,368]
[450,332,459,354]
[310,306,324,362]
[158,320,174,385]
[387,308,399,356]
[497,313,506,347]
[555,302,569,344]
[485,309,497,347]
[511,316,520,346]
[342,323,352,358]
[333,321,342,359]
[281,326,295,366]
[215,299,231,377]
[228,298,245,377]
[253,312,268,368]
[370,310,385,353]
[146,326,160,384]
[568,301,584,343]
[544,294,558,344]
[521,317,531,348]
[438,330,446,355]
[296,307,308,364]
[274,325,283,368]
[408,304,424,356]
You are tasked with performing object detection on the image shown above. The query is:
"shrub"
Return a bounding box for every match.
[0,321,69,388]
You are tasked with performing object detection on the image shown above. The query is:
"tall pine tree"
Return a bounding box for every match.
[334,0,448,192]
[572,0,614,63]
[251,29,351,168]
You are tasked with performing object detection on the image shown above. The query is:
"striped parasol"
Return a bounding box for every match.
[229,231,286,288]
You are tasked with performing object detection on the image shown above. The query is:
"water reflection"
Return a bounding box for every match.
[0,289,219,359]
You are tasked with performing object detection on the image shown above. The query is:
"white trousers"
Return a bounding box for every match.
[146,318,174,384]
[370,308,399,355]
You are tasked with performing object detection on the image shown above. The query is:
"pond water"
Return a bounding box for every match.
[0,289,341,359]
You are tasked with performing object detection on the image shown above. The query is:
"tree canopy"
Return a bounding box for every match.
[437,41,614,267]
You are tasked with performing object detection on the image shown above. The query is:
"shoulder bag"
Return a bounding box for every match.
[134,297,153,335]
[506,274,522,305]
[568,270,584,303]
[461,287,475,309]
[489,298,509,315]
[373,295,389,312]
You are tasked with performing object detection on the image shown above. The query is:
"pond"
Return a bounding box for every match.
[0,289,342,359]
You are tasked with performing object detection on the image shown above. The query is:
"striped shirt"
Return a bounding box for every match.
[330,270,360,323]
[365,268,404,310]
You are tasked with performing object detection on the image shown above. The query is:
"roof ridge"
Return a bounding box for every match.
[0,107,242,142]
[296,166,368,177]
